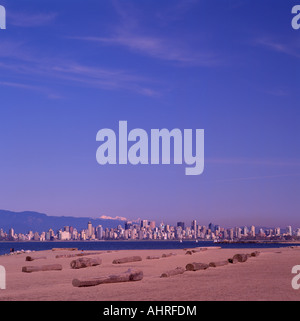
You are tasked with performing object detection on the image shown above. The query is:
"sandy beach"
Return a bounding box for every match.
[0,246,299,301]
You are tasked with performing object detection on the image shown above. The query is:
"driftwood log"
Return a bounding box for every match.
[72,269,143,287]
[52,248,78,251]
[112,256,142,264]
[56,252,102,259]
[160,267,185,278]
[70,257,102,269]
[209,260,229,267]
[161,253,176,258]
[186,262,209,271]
[22,264,62,273]
[228,257,238,264]
[250,251,260,257]
[232,253,248,263]
[25,256,47,261]
[146,256,160,260]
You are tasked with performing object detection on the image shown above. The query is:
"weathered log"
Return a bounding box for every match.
[161,253,176,258]
[112,256,142,264]
[52,248,78,251]
[160,267,185,278]
[209,260,229,267]
[72,269,143,287]
[22,264,62,273]
[25,256,47,261]
[185,262,209,271]
[200,248,208,251]
[56,252,102,259]
[228,257,239,264]
[250,251,260,257]
[70,257,102,269]
[146,256,160,260]
[232,253,248,263]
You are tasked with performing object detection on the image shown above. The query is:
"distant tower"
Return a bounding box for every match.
[250,225,255,237]
[96,225,103,240]
[208,223,215,232]
[177,222,185,230]
[9,228,14,238]
[149,221,156,229]
[141,220,148,228]
[191,220,197,238]
[87,221,93,238]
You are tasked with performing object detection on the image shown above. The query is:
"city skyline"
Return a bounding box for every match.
[1,214,300,242]
[1,218,300,244]
[0,1,299,228]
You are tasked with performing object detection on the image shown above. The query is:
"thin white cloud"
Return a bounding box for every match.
[0,80,62,99]
[73,34,219,67]
[70,1,219,67]
[254,37,300,59]
[0,60,161,97]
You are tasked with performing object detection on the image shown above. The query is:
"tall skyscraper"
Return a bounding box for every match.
[149,221,156,229]
[96,225,103,240]
[250,225,255,237]
[286,226,292,236]
[87,221,93,238]
[141,220,148,228]
[177,222,185,230]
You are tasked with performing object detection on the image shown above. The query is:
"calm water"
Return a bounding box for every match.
[0,240,297,256]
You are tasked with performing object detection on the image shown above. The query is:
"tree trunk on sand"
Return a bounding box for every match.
[22,264,62,273]
[146,256,160,260]
[209,261,228,267]
[161,253,176,258]
[228,257,238,264]
[72,269,143,287]
[160,267,185,278]
[112,256,142,264]
[25,256,47,261]
[70,257,102,269]
[56,252,102,259]
[185,262,209,271]
[231,253,248,263]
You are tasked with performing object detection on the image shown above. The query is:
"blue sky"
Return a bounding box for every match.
[0,0,299,228]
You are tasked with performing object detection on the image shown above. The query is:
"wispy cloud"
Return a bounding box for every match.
[0,43,161,98]
[8,11,58,27]
[73,34,219,67]
[254,37,300,59]
[0,81,62,99]
[70,1,219,67]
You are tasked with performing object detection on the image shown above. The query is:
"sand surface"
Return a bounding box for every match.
[0,246,299,301]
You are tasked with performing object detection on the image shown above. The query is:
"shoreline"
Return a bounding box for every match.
[0,246,299,301]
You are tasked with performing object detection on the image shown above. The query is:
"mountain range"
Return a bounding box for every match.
[0,210,126,234]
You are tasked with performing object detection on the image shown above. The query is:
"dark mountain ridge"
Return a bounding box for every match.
[0,210,125,234]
